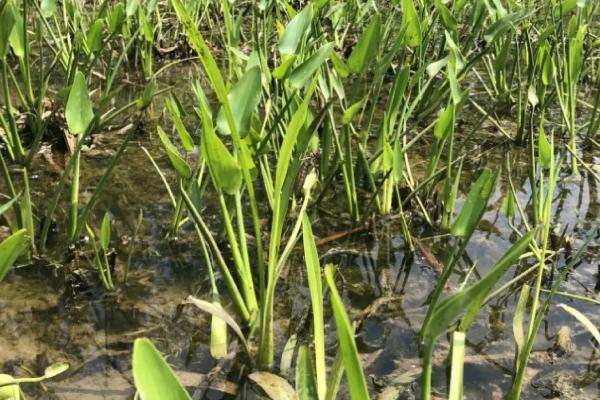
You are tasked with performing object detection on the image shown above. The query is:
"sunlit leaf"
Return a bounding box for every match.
[65,71,94,135]
[348,15,381,74]
[216,66,262,137]
[132,338,191,400]
[279,4,313,55]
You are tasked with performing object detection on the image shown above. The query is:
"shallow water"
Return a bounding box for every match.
[1,64,599,399]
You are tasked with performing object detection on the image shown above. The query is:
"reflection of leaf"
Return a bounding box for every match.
[248,372,296,400]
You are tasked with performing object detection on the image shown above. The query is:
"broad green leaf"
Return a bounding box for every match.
[448,331,465,400]
[401,0,422,47]
[288,43,334,89]
[538,125,552,170]
[138,7,153,42]
[0,374,20,400]
[324,264,370,400]
[41,0,57,17]
[166,96,194,152]
[132,338,191,400]
[216,66,262,137]
[273,55,297,79]
[342,98,364,125]
[100,212,111,251]
[87,19,104,53]
[156,126,191,179]
[569,24,586,83]
[302,215,326,400]
[210,301,229,359]
[296,345,319,400]
[483,11,528,45]
[330,50,350,78]
[434,104,454,140]
[65,71,94,135]
[200,99,242,195]
[279,4,313,55]
[434,0,457,31]
[0,229,28,282]
[0,2,16,58]
[558,303,600,344]
[109,3,126,33]
[8,12,24,58]
[540,45,555,86]
[347,15,381,74]
[451,168,497,238]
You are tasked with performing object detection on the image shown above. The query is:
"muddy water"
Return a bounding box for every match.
[1,67,599,399]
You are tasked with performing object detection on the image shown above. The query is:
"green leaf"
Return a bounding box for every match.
[569,24,586,83]
[100,212,111,251]
[108,3,126,33]
[0,2,16,58]
[273,55,297,79]
[0,374,20,400]
[538,125,552,170]
[392,140,404,183]
[65,71,94,135]
[401,0,422,47]
[41,0,57,17]
[324,264,370,400]
[279,4,313,55]
[347,15,381,74]
[0,194,19,218]
[156,126,191,179]
[43,362,69,379]
[8,12,24,58]
[302,215,326,400]
[126,0,139,16]
[434,0,457,31]
[451,168,497,238]
[87,19,104,53]
[132,338,192,400]
[216,66,262,137]
[342,98,364,125]
[483,11,528,45]
[288,43,334,89]
[330,50,350,79]
[512,285,529,359]
[200,99,242,195]
[434,104,454,140]
[166,95,194,152]
[0,229,28,282]
[296,345,319,400]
